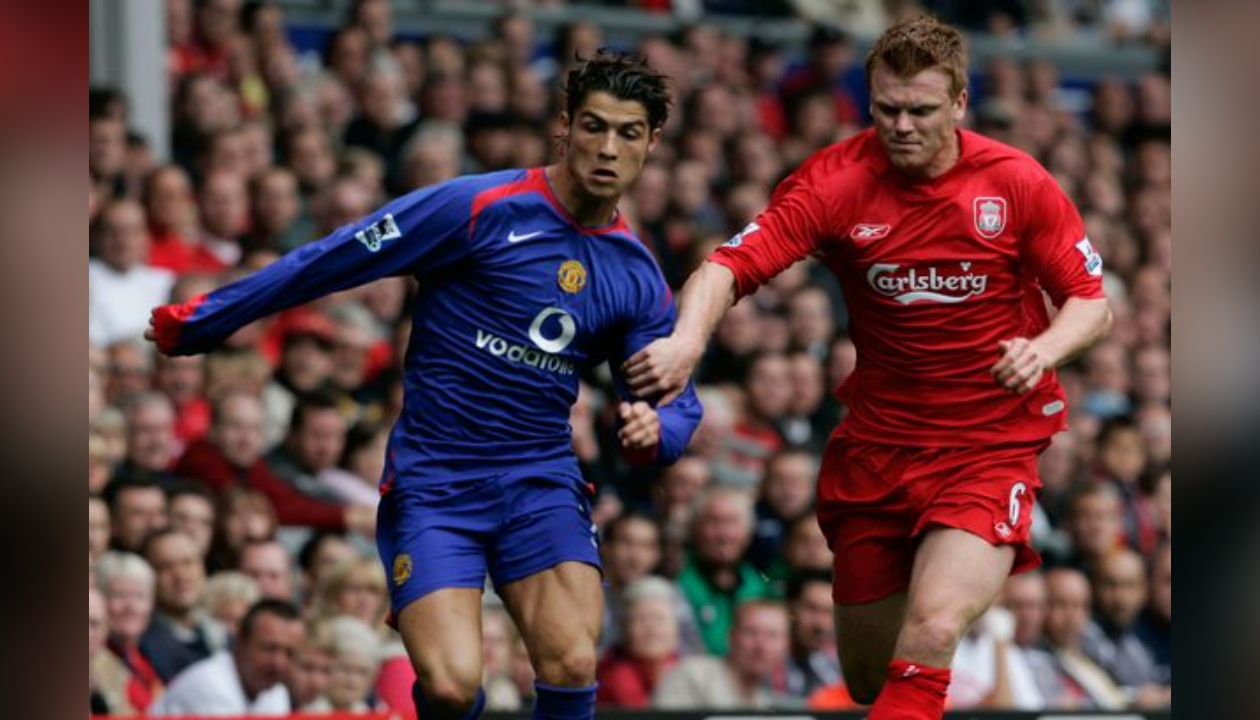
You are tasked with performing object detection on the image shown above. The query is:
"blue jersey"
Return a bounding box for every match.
[159,167,703,486]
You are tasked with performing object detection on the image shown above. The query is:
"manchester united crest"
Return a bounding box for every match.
[558,260,587,294]
[392,553,412,586]
[973,197,1007,239]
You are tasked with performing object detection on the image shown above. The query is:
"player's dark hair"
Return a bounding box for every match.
[564,49,671,131]
[238,598,301,640]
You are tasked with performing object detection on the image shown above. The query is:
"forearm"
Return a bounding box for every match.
[672,261,738,355]
[654,386,703,464]
[1034,296,1113,367]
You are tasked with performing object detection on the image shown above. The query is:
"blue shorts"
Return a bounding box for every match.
[376,468,602,619]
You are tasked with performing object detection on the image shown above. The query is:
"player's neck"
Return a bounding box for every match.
[545,164,618,227]
[921,131,962,179]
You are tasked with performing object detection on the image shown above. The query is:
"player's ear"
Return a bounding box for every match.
[647,126,663,153]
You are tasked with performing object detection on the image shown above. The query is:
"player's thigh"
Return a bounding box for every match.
[905,526,1016,632]
[499,561,603,661]
[396,587,485,691]
[834,591,906,702]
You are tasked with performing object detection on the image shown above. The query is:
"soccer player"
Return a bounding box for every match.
[623,16,1111,720]
[147,51,702,720]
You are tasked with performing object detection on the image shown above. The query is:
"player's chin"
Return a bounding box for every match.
[584,179,623,198]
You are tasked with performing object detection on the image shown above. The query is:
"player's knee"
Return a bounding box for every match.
[421,675,483,712]
[536,645,597,686]
[901,611,967,658]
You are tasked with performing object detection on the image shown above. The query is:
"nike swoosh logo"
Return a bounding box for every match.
[507,229,545,243]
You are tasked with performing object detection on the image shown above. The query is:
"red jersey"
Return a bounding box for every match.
[710,129,1105,447]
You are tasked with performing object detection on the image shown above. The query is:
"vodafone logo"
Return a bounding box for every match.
[851,224,892,241]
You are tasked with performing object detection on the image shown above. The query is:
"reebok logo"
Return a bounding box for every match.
[851,223,892,241]
[507,229,545,243]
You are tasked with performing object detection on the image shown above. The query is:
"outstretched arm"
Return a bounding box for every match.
[147,180,475,355]
[621,261,737,403]
[991,296,1112,393]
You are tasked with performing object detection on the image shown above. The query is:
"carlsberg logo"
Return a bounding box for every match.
[867,263,989,305]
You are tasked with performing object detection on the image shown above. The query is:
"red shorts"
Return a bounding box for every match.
[816,436,1047,605]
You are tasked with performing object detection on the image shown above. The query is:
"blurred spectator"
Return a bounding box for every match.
[155,352,211,444]
[284,126,339,197]
[105,473,169,553]
[783,569,840,699]
[950,604,1046,708]
[297,530,357,603]
[150,599,303,715]
[289,619,336,711]
[90,584,133,715]
[677,486,778,655]
[90,494,112,561]
[597,575,685,707]
[783,351,830,450]
[90,200,176,346]
[208,487,277,573]
[780,25,861,127]
[303,615,382,712]
[202,571,260,642]
[238,538,296,601]
[118,391,180,479]
[177,393,363,531]
[347,0,395,52]
[197,169,250,267]
[168,483,218,558]
[1091,417,1160,553]
[478,604,524,711]
[1001,571,1068,703]
[1133,542,1170,685]
[96,551,164,713]
[90,114,129,200]
[1082,340,1132,419]
[748,449,817,572]
[344,65,420,192]
[309,555,388,629]
[1058,481,1125,574]
[140,529,228,681]
[143,165,216,275]
[649,455,712,576]
[267,391,378,508]
[401,121,465,190]
[1042,567,1127,709]
[600,512,664,653]
[654,599,792,708]
[779,512,834,577]
[724,353,792,486]
[246,167,312,253]
[1082,548,1170,706]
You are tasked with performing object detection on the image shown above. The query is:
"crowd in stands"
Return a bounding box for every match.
[89,0,1170,714]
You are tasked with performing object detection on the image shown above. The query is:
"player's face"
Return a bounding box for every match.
[869,63,967,178]
[563,91,661,201]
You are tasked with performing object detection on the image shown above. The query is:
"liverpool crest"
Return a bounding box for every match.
[973,197,1007,239]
